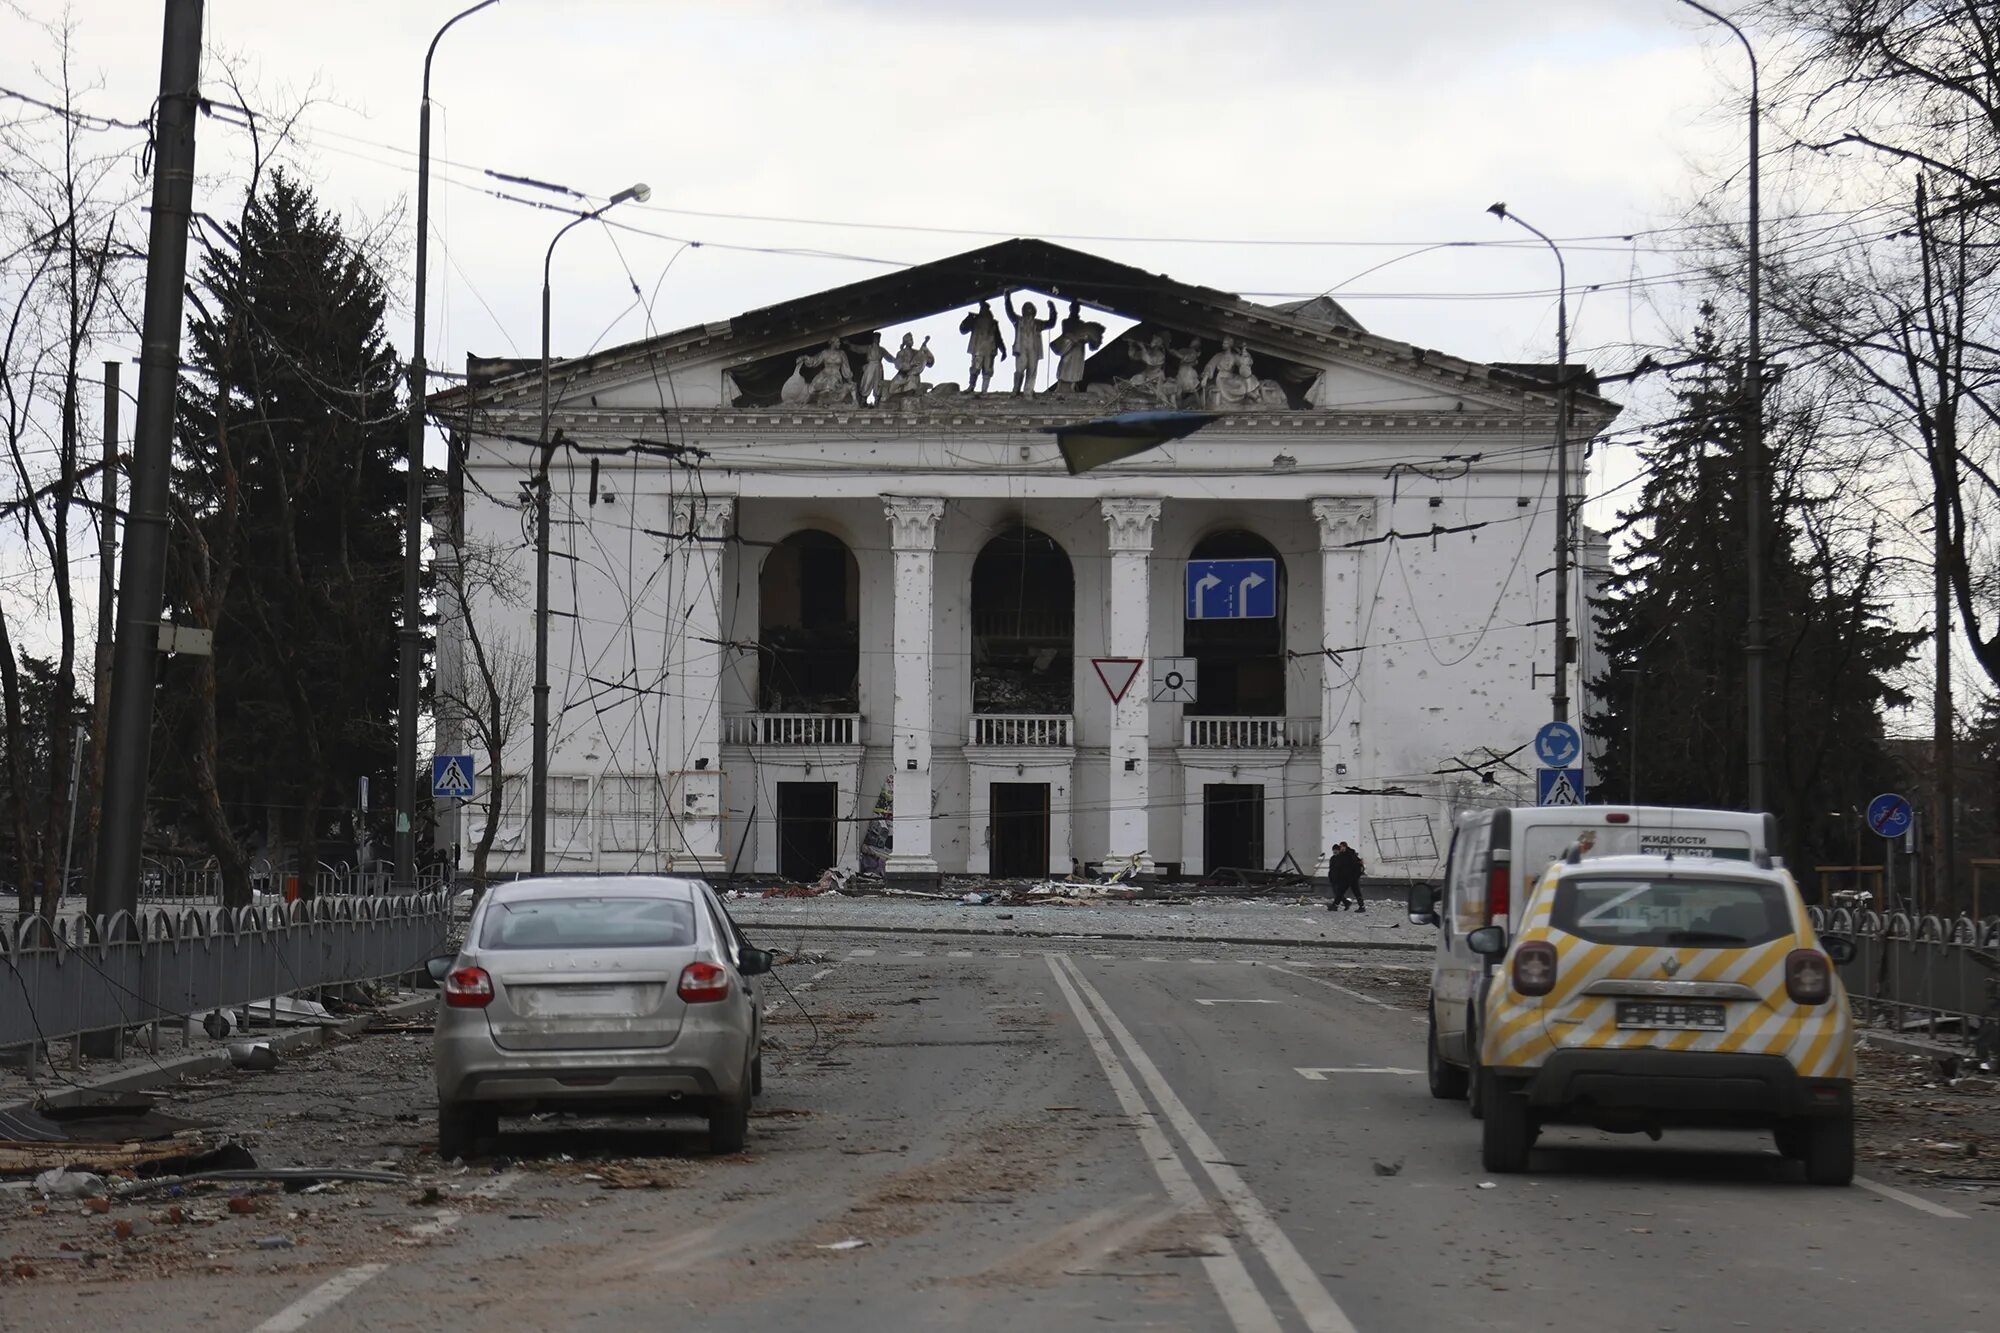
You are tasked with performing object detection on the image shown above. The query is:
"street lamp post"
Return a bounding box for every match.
[530,184,650,874]
[401,0,500,891]
[1487,203,1571,727]
[1680,0,1767,813]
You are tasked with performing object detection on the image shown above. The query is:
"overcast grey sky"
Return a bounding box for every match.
[15,1,1750,364]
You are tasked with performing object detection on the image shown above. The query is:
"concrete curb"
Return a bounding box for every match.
[1858,1030,1971,1060]
[733,918,1435,952]
[11,993,439,1111]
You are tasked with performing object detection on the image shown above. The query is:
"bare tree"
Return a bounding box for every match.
[0,6,144,915]
[435,532,529,889]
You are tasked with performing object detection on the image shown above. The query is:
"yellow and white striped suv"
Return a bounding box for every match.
[1468,849,1856,1185]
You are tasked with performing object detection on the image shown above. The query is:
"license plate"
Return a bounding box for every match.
[1615,1000,1725,1030]
[511,983,654,1018]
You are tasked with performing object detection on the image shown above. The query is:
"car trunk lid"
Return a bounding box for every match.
[480,946,695,1051]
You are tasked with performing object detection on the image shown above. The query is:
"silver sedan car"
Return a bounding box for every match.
[427,875,772,1159]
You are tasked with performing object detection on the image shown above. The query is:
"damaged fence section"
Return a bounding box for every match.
[1810,907,2000,1049]
[0,891,455,1050]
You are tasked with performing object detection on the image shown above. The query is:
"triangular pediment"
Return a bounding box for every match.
[453,238,1616,423]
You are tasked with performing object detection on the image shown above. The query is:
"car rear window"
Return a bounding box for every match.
[479,897,698,950]
[1551,876,1793,948]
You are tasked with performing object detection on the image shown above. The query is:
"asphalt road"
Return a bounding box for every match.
[5,933,1995,1331]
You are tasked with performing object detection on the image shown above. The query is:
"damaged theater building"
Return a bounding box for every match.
[435,239,1617,883]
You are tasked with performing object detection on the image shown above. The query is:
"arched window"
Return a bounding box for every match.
[758,529,860,711]
[1185,529,1286,716]
[970,526,1074,713]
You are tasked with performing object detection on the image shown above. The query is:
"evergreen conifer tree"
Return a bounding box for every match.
[1590,306,1921,884]
[161,170,411,899]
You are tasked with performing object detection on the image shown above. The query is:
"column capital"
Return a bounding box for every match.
[1311,497,1375,550]
[882,495,946,550]
[1099,497,1162,552]
[670,494,734,541]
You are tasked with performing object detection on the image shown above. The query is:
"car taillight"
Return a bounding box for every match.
[1786,950,1833,1005]
[442,966,494,1008]
[678,961,730,1004]
[1486,864,1511,925]
[1512,941,1558,997]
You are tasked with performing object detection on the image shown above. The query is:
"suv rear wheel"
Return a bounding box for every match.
[1479,1069,1537,1173]
[1798,1112,1854,1186]
[1427,1006,1469,1101]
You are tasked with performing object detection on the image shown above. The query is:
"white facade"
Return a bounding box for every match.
[438,240,1616,882]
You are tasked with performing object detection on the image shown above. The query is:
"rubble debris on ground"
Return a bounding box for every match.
[0,1095,221,1179]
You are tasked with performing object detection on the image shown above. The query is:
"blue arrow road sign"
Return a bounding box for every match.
[1538,768,1584,807]
[1534,721,1582,769]
[432,755,475,800]
[1866,792,1912,839]
[1187,558,1277,620]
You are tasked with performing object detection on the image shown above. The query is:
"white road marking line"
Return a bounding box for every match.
[1296,1067,1421,1080]
[1265,963,1394,1010]
[902,950,926,957]
[1855,1175,1968,1219]
[252,1262,389,1332]
[1092,953,1116,960]
[848,949,877,958]
[1193,998,1283,1007]
[1054,955,1360,1333]
[1042,956,1282,1333]
[1189,958,1217,965]
[468,1170,520,1199]
[1141,956,1167,963]
[807,966,835,985]
[948,950,974,958]
[999,951,1021,958]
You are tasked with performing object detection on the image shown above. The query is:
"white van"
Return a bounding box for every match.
[1408,805,1780,1115]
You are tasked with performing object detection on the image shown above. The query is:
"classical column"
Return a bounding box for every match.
[884,496,945,879]
[671,495,732,872]
[1312,498,1373,877]
[1100,498,1161,875]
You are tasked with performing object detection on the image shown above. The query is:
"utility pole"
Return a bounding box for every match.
[400,0,502,894]
[82,360,118,907]
[530,183,649,874]
[1679,0,1767,812]
[1486,203,1570,724]
[91,0,202,922]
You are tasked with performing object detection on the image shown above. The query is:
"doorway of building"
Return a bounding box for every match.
[990,782,1051,878]
[1203,784,1265,873]
[776,782,838,881]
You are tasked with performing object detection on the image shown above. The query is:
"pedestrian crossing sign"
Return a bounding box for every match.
[432,754,475,800]
[1537,767,1583,807]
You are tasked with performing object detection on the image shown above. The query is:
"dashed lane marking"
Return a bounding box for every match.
[947,950,975,957]
[848,949,877,957]
[1264,963,1395,1010]
[1193,998,1283,1007]
[1295,1067,1422,1080]
[252,1263,390,1332]
[1855,1175,1968,1219]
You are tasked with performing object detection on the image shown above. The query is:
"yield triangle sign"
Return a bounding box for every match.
[1092,657,1144,704]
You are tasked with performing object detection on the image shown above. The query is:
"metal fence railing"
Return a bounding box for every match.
[0,890,458,1050]
[1810,907,2000,1050]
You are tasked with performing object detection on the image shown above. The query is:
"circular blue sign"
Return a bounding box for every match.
[1865,792,1912,839]
[1534,721,1582,769]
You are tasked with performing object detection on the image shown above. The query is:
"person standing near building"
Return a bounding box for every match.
[1327,841,1365,911]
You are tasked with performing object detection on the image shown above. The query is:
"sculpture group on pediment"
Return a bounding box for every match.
[768,297,1293,411]
[1201,336,1286,410]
